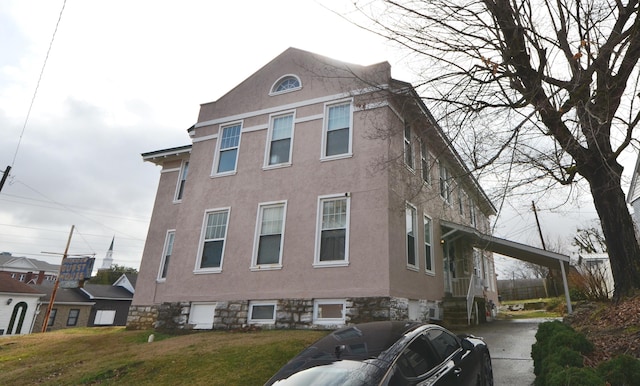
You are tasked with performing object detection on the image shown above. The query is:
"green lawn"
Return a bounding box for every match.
[0,327,328,385]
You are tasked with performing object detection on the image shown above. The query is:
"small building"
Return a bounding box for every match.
[0,272,44,335]
[30,283,95,332]
[576,253,614,298]
[0,252,58,283]
[80,280,134,327]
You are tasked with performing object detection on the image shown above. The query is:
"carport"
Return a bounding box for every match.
[441,220,573,314]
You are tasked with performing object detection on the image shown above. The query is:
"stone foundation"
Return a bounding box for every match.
[127,296,440,332]
[126,305,158,330]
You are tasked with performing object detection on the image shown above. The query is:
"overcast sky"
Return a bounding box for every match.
[0,0,631,273]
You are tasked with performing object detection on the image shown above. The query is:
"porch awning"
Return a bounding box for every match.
[440,220,570,268]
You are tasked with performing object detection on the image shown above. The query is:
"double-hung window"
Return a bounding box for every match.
[158,230,175,280]
[47,308,57,327]
[404,122,414,169]
[175,161,189,201]
[315,195,350,266]
[215,123,241,174]
[266,113,294,167]
[424,216,434,273]
[420,140,430,184]
[252,202,286,269]
[469,198,477,227]
[323,101,352,158]
[406,204,418,270]
[67,309,79,326]
[439,163,452,204]
[197,209,229,272]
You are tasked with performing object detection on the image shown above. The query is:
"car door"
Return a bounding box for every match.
[425,328,478,386]
[384,333,442,386]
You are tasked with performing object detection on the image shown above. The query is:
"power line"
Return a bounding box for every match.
[10,0,67,169]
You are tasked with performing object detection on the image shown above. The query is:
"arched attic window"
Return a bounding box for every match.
[270,75,302,95]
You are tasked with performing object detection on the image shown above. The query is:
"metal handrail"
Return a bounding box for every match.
[466,274,474,325]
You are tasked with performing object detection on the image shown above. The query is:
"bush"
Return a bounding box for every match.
[532,321,594,384]
[597,354,640,385]
[545,366,604,386]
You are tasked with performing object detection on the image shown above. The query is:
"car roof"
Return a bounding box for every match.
[303,321,428,361]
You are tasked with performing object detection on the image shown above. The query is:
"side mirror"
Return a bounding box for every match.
[461,338,474,351]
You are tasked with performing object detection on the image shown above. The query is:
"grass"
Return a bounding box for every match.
[0,327,328,385]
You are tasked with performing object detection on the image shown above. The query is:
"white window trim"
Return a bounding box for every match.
[313,299,346,325]
[406,203,419,271]
[404,121,415,171]
[269,74,302,96]
[424,215,435,275]
[263,111,295,170]
[251,201,287,271]
[320,99,353,161]
[157,229,176,282]
[420,139,431,185]
[439,161,452,205]
[313,194,351,268]
[248,301,277,324]
[211,121,243,177]
[194,207,231,274]
[173,160,189,203]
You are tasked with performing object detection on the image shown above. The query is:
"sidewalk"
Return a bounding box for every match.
[454,318,560,386]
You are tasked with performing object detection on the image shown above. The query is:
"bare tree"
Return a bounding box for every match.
[349,0,640,299]
[573,221,608,253]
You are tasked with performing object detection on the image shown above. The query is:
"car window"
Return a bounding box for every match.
[426,329,460,360]
[390,335,440,383]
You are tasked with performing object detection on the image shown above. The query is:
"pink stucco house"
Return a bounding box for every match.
[128,48,519,330]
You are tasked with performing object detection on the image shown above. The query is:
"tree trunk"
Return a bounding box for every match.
[584,161,640,300]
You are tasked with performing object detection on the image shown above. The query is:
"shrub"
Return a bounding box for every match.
[532,321,594,383]
[597,354,640,385]
[545,366,604,386]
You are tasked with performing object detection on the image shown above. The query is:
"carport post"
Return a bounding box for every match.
[559,260,572,314]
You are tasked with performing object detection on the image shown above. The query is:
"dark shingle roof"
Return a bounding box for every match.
[80,284,133,300]
[29,283,92,304]
[0,272,44,295]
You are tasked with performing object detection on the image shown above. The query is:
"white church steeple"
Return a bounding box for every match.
[101,237,114,269]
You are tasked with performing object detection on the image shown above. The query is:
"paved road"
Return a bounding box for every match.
[453,318,560,386]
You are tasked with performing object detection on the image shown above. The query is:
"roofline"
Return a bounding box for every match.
[39,301,96,306]
[391,80,497,215]
[440,219,570,266]
[1,291,44,297]
[79,287,132,300]
[141,145,192,163]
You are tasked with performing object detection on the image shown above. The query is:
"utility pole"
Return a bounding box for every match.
[0,165,11,193]
[531,201,547,250]
[531,201,572,314]
[41,225,74,333]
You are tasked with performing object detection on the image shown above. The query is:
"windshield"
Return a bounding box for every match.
[270,360,382,386]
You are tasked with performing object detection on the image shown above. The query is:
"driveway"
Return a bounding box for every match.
[453,318,560,386]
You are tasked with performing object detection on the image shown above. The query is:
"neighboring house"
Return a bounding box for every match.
[0,272,44,335]
[128,48,570,331]
[30,283,95,332]
[628,152,640,231]
[576,253,614,298]
[80,282,134,327]
[0,252,58,283]
[113,273,137,294]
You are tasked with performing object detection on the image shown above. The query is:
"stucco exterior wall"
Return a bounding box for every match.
[131,48,499,329]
